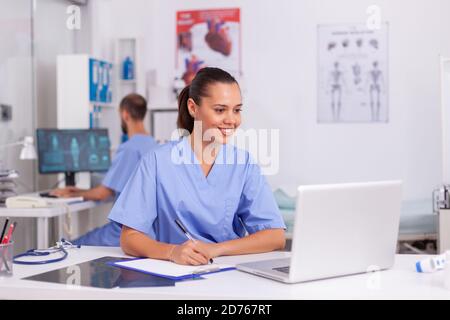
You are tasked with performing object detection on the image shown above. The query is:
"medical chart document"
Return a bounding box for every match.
[110,258,235,280]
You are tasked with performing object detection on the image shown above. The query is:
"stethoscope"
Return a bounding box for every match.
[13,239,81,265]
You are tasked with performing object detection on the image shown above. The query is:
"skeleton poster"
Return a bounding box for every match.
[176,8,241,85]
[317,23,389,123]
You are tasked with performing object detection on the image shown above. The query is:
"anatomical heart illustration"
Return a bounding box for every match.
[176,8,241,85]
[204,19,232,56]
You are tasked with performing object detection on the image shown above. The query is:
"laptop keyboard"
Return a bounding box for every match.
[272,266,290,274]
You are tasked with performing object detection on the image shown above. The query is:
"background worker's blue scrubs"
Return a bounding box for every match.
[108,136,286,244]
[72,134,158,246]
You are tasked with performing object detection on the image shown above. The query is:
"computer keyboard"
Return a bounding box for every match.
[39,192,58,198]
[273,266,290,274]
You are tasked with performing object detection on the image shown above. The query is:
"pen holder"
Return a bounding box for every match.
[0,241,14,277]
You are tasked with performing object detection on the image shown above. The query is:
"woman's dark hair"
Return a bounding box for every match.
[177,67,238,134]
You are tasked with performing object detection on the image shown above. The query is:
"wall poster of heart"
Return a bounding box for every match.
[176,8,241,85]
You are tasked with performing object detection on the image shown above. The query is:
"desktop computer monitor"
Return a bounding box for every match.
[36,128,111,186]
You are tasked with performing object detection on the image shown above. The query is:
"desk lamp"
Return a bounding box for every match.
[0,136,37,161]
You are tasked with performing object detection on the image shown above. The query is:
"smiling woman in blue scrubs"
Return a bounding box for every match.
[108,67,286,265]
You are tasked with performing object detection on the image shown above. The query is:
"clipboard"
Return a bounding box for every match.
[108,258,236,281]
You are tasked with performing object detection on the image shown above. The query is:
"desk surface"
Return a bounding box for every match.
[0,199,107,218]
[0,247,449,300]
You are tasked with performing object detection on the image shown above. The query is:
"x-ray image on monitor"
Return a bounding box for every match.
[36,129,111,176]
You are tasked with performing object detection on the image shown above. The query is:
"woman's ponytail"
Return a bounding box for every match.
[176,85,194,134]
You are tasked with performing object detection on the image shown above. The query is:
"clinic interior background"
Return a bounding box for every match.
[1,0,450,252]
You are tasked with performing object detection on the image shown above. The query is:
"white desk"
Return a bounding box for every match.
[0,200,110,248]
[0,246,449,300]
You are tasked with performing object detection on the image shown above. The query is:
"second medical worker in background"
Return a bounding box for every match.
[109,67,286,265]
[51,93,158,246]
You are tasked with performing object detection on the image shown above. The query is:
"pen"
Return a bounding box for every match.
[1,222,17,244]
[0,221,15,273]
[0,218,9,243]
[174,219,214,264]
[9,221,17,243]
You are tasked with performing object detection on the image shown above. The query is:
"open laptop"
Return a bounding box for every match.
[236,181,402,283]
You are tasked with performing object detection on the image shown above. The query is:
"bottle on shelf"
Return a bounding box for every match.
[122,56,134,80]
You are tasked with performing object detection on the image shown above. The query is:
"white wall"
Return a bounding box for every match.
[0,0,36,254]
[0,0,34,189]
[34,0,78,196]
[93,0,450,201]
[4,0,92,249]
[87,0,152,149]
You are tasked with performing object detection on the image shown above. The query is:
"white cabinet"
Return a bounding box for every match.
[57,54,114,129]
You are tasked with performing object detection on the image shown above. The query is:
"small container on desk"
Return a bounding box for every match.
[0,241,14,277]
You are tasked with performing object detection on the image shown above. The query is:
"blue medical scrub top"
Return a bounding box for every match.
[102,134,158,195]
[108,136,285,244]
[72,134,158,247]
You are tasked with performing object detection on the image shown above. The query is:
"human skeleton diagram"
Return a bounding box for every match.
[368,61,384,122]
[328,61,345,121]
[352,63,362,86]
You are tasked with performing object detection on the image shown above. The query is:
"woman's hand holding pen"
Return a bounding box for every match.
[190,241,222,262]
[169,240,217,266]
